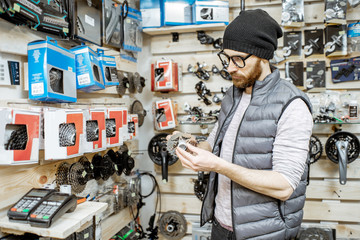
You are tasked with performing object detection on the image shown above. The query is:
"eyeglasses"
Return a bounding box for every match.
[217,51,252,69]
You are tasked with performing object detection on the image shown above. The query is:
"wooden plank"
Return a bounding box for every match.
[162,195,202,215]
[306,180,360,200]
[310,158,360,179]
[181,74,233,94]
[151,31,224,55]
[304,201,360,222]
[144,23,226,36]
[0,202,107,239]
[100,208,132,240]
[156,175,196,194]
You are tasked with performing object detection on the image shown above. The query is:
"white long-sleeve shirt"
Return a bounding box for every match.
[206,92,313,229]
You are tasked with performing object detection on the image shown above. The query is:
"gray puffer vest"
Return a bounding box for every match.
[201,68,312,240]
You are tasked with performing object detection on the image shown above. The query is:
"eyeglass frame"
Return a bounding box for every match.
[217,50,253,69]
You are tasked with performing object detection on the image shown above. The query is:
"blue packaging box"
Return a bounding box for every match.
[28,37,76,103]
[97,49,119,86]
[164,0,194,26]
[121,6,143,52]
[140,0,164,28]
[71,45,105,92]
[192,0,229,24]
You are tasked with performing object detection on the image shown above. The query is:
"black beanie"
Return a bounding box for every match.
[223,9,283,60]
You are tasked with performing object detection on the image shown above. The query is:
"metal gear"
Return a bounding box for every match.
[298,227,331,240]
[56,162,70,188]
[86,120,99,142]
[5,125,28,150]
[159,211,187,240]
[166,132,195,158]
[309,135,323,164]
[106,119,116,138]
[68,161,87,193]
[59,123,76,147]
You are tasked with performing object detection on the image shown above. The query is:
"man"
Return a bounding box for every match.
[172,9,313,240]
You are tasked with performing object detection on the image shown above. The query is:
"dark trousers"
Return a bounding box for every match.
[211,218,236,240]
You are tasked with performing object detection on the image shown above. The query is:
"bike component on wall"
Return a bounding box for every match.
[55,162,70,188]
[166,132,195,158]
[59,123,76,147]
[297,227,334,240]
[159,211,187,240]
[5,125,28,150]
[133,72,146,93]
[219,67,232,81]
[148,133,178,182]
[194,62,210,81]
[92,153,115,181]
[211,65,220,74]
[128,72,136,94]
[68,161,88,193]
[195,81,212,105]
[130,100,147,127]
[307,135,323,185]
[86,120,99,142]
[116,71,129,96]
[118,144,135,176]
[193,171,209,201]
[78,156,95,181]
[105,119,116,138]
[49,68,64,93]
[107,149,125,176]
[325,131,360,185]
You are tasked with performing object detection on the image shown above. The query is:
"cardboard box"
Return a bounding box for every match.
[122,108,129,141]
[154,99,176,130]
[28,37,76,103]
[164,0,194,25]
[44,108,84,160]
[140,0,164,28]
[128,114,139,140]
[106,108,125,147]
[193,0,229,24]
[0,108,40,165]
[151,59,179,92]
[71,45,105,92]
[83,109,107,153]
[97,49,119,86]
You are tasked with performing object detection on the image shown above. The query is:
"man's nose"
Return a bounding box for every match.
[227,60,238,74]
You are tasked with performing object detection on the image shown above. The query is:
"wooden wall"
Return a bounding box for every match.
[0,17,140,239]
[144,1,360,239]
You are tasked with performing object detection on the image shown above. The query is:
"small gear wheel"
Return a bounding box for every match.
[166,133,195,158]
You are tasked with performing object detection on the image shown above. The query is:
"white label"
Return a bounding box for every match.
[78,73,91,85]
[31,82,44,95]
[85,15,95,27]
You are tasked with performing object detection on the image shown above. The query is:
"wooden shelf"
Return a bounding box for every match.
[0,202,107,239]
[143,23,227,36]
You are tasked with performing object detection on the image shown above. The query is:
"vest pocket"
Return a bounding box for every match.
[277,200,286,223]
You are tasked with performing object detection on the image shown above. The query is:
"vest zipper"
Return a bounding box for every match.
[231,87,255,240]
[200,87,239,226]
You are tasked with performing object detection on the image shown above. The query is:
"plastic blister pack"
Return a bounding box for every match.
[281,0,304,27]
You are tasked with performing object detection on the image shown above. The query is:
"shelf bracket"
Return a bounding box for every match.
[171,32,179,42]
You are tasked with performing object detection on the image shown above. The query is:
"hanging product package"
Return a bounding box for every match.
[153,99,177,130]
[0,0,69,37]
[192,0,229,25]
[71,44,105,92]
[97,49,119,86]
[103,0,121,48]
[325,24,347,57]
[304,29,324,58]
[28,37,77,103]
[121,6,143,52]
[0,108,40,165]
[285,61,304,88]
[140,0,164,28]
[306,61,326,90]
[281,0,304,27]
[83,108,106,153]
[151,59,180,92]
[283,31,302,58]
[69,0,102,45]
[347,22,360,53]
[324,0,347,24]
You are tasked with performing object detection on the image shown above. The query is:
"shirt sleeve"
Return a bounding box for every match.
[206,122,218,149]
[273,98,313,190]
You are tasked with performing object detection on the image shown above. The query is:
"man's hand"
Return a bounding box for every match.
[175,143,224,172]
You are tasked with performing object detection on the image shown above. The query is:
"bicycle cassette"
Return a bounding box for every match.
[309,135,323,164]
[297,227,332,240]
[166,132,195,158]
[159,211,187,240]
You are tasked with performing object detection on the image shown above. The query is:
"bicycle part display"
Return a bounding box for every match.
[166,132,195,158]
[148,133,178,182]
[325,131,360,185]
[130,100,147,127]
[159,211,187,240]
[193,171,209,201]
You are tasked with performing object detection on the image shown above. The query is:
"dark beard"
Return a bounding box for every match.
[231,59,262,89]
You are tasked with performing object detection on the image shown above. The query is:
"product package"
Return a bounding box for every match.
[120,49,138,63]
[285,61,304,87]
[121,108,129,142]
[283,31,302,58]
[151,59,180,92]
[127,114,139,140]
[0,108,40,165]
[325,24,347,57]
[44,108,84,160]
[347,22,360,53]
[83,109,106,153]
[28,37,76,103]
[0,53,20,86]
[103,0,121,48]
[306,61,326,90]
[140,0,164,28]
[106,108,126,147]
[324,0,347,24]
[153,99,177,130]
[304,29,324,58]
[71,45,105,92]
[121,6,143,52]
[281,0,304,27]
[97,49,119,86]
[70,0,103,45]
[163,0,194,25]
[0,0,69,38]
[192,0,229,24]
[330,57,360,83]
